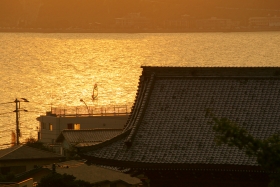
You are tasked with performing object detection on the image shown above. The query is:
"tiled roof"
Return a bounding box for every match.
[56,129,122,147]
[80,67,280,169]
[0,145,64,160]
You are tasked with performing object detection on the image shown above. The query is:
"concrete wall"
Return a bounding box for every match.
[38,115,129,144]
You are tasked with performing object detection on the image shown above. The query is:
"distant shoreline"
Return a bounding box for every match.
[1,27,280,33]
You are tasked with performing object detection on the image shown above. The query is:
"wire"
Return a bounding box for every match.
[0,101,14,105]
[25,110,45,113]
[29,101,53,106]
[0,112,14,115]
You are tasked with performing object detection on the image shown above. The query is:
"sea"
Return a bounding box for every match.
[0,31,280,148]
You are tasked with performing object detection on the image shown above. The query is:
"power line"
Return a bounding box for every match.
[0,112,14,115]
[0,101,14,105]
[25,110,45,113]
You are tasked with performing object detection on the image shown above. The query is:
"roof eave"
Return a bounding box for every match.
[83,156,265,172]
[0,156,65,161]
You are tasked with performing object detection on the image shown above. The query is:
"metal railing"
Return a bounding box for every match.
[49,104,132,117]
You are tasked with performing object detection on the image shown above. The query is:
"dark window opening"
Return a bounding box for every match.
[67,123,74,129]
[0,167,11,175]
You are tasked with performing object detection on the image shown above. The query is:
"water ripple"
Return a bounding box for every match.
[0,32,280,147]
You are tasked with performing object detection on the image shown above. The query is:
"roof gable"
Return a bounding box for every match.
[81,67,280,169]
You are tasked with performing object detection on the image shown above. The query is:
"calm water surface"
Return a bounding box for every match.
[0,32,280,148]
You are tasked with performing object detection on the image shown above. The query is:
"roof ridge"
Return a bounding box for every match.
[0,145,23,159]
[23,145,63,157]
[141,66,280,77]
[141,65,280,68]
[124,72,156,147]
[74,140,103,142]
[123,75,145,131]
[62,128,123,132]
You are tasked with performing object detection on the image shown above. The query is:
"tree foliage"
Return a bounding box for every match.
[37,173,92,187]
[212,116,280,187]
[25,137,55,153]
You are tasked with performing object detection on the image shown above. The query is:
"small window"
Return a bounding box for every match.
[67,123,73,129]
[74,124,80,130]
[49,124,53,131]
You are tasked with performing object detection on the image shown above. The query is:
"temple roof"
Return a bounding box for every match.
[80,66,280,170]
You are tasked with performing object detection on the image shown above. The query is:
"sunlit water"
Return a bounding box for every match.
[0,32,280,148]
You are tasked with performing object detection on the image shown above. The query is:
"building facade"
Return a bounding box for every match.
[249,16,280,28]
[196,17,239,30]
[115,13,150,29]
[37,105,130,144]
[164,15,195,29]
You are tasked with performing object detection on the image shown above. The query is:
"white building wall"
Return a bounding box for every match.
[38,115,129,144]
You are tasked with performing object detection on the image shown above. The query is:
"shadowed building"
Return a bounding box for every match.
[115,13,150,29]
[78,66,280,187]
[0,145,64,175]
[56,129,122,157]
[249,16,280,28]
[54,160,142,187]
[164,15,195,30]
[196,17,238,30]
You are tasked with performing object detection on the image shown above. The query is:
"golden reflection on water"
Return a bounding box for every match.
[0,32,280,147]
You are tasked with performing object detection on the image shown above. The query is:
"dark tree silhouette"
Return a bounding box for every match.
[38,173,92,187]
[212,116,280,187]
[25,137,54,153]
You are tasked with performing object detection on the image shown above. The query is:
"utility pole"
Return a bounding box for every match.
[15,99,20,145]
[13,98,29,145]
